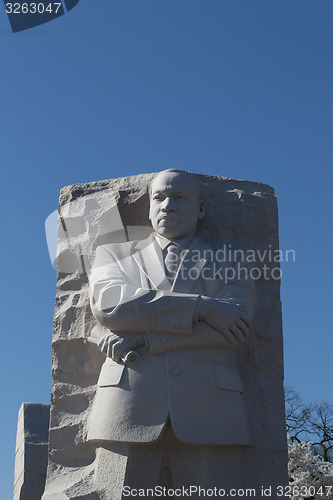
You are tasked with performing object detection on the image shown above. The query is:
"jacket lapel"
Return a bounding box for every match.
[132,235,211,293]
[172,238,208,293]
[133,235,165,290]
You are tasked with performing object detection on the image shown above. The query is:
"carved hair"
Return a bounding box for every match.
[148,168,202,200]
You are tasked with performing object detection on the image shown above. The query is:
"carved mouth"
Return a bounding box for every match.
[159,216,178,224]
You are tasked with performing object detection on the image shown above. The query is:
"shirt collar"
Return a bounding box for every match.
[154,233,196,251]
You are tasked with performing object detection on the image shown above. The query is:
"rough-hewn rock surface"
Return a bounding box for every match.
[42,172,288,499]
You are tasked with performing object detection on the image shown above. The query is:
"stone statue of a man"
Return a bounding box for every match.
[87,169,255,496]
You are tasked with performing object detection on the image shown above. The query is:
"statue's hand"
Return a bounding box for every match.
[98,332,121,357]
[98,332,144,362]
[198,296,250,346]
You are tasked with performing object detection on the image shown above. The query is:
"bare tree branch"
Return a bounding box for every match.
[285,387,333,462]
[307,402,333,462]
[284,386,311,443]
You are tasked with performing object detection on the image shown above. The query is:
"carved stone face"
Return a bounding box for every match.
[149,171,205,240]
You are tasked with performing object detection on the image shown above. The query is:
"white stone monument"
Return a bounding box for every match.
[41,171,288,499]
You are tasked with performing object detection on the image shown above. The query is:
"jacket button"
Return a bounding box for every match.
[170,366,181,376]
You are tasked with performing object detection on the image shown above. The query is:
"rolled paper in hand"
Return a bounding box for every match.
[120,350,139,365]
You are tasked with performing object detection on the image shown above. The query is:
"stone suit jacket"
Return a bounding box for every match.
[87,234,255,446]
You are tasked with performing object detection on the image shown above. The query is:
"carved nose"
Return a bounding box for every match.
[161,197,175,210]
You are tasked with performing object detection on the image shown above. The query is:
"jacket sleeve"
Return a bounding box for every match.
[216,255,256,318]
[89,245,199,336]
[145,252,256,353]
[147,322,233,354]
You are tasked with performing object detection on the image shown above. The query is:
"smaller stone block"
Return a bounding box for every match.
[14,403,50,500]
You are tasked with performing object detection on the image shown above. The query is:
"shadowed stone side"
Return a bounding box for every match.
[14,403,50,500]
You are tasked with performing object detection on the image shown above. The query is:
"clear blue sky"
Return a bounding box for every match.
[1,1,332,497]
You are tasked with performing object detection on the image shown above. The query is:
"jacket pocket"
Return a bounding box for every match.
[212,364,244,393]
[97,358,125,387]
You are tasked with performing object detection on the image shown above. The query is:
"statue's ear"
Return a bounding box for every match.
[198,200,205,219]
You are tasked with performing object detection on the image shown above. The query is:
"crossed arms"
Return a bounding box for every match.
[89,243,254,361]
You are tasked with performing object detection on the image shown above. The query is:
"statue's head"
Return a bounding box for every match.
[149,169,205,240]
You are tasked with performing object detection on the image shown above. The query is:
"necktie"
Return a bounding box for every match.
[164,244,181,278]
